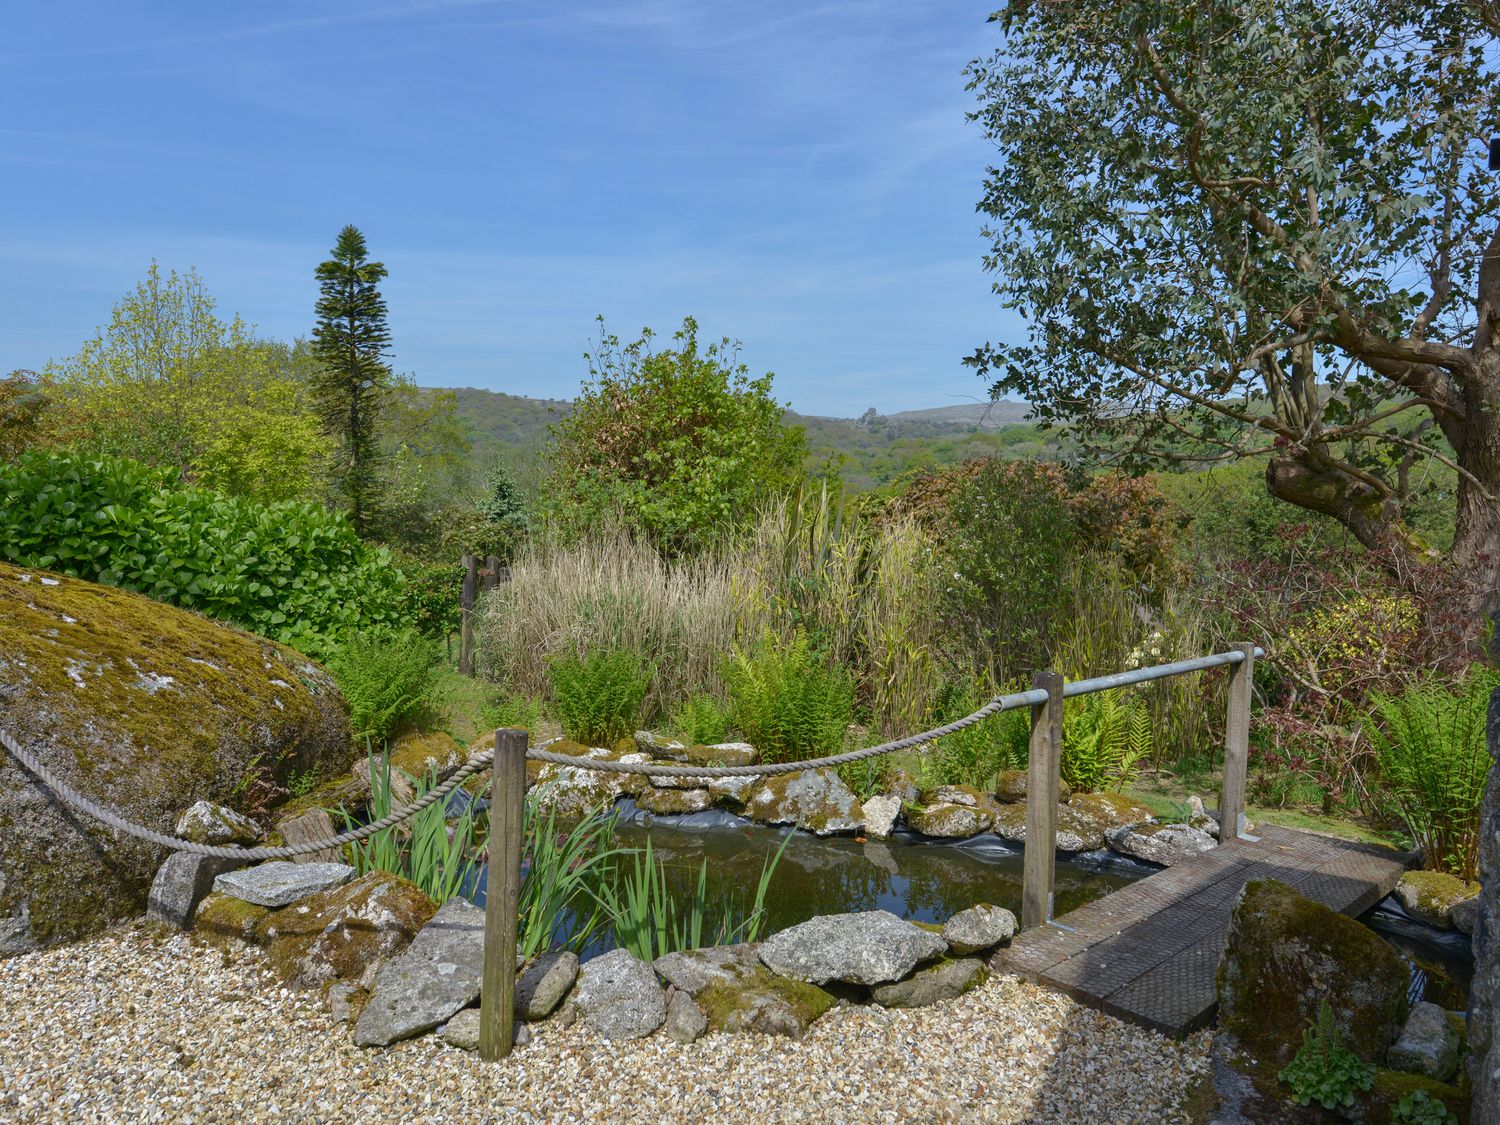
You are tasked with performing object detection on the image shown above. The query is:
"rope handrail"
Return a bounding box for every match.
[0,646,1263,861]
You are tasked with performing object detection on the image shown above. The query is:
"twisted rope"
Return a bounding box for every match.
[0,687,1035,859]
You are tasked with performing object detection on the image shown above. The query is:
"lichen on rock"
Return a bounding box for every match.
[0,563,351,952]
[1395,870,1479,931]
[741,768,863,836]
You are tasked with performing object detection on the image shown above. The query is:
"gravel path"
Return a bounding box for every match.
[0,923,1211,1124]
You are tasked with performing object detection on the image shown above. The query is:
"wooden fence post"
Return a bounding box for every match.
[1022,670,1064,930]
[459,554,478,676]
[483,554,502,594]
[479,728,527,1061]
[1220,642,1256,842]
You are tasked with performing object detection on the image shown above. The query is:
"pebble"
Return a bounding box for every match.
[0,921,1211,1122]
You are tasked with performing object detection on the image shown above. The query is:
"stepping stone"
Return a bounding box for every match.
[759,910,946,986]
[213,861,354,908]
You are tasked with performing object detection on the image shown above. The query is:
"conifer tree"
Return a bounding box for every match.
[312,225,391,535]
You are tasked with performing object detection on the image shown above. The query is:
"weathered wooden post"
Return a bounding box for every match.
[1219,642,1256,842]
[479,727,527,1061]
[459,554,478,676]
[483,554,502,593]
[1022,670,1064,930]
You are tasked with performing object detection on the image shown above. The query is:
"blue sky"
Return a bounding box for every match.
[2,2,1018,416]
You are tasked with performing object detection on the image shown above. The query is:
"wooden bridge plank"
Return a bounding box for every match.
[999,824,1411,1036]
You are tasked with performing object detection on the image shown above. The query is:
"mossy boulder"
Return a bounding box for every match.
[995,770,1071,804]
[1217,880,1409,1073]
[696,964,835,1038]
[742,769,864,836]
[1352,1069,1469,1125]
[906,801,994,839]
[1395,870,1479,931]
[1067,791,1157,834]
[387,731,465,783]
[193,891,272,948]
[636,787,713,816]
[0,563,351,953]
[528,742,649,817]
[255,872,437,989]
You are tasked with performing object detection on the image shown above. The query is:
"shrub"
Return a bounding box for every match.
[1363,670,1497,880]
[480,691,543,740]
[395,557,463,639]
[1392,1089,1459,1125]
[542,316,806,555]
[925,683,1030,789]
[669,693,733,746]
[0,449,403,659]
[328,631,443,742]
[722,631,854,763]
[1277,1001,1375,1110]
[549,650,653,746]
[1061,690,1150,794]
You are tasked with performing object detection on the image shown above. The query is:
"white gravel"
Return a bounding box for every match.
[0,922,1211,1123]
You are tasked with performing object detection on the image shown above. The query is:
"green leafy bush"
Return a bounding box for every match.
[722,631,854,763]
[549,650,653,746]
[1392,1089,1459,1125]
[328,631,443,742]
[668,693,733,745]
[394,557,463,639]
[480,691,542,739]
[1277,1002,1376,1110]
[1363,669,1498,880]
[1061,690,1150,794]
[0,449,404,659]
[926,683,1030,789]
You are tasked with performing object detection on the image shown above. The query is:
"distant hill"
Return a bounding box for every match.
[438,386,1061,494]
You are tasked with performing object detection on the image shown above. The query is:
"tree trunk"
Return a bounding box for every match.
[1265,447,1429,559]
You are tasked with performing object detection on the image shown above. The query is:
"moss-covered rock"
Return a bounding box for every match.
[1352,1069,1469,1125]
[0,563,351,953]
[906,801,994,838]
[1217,880,1409,1073]
[256,872,437,988]
[193,891,272,948]
[696,964,835,1038]
[528,742,649,817]
[1067,792,1156,833]
[387,731,465,783]
[636,787,713,816]
[742,769,863,836]
[1396,870,1480,931]
[995,770,1071,804]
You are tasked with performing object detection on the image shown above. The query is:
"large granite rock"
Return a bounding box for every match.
[572,948,666,1040]
[213,861,355,908]
[147,853,247,929]
[861,794,901,840]
[528,744,649,817]
[907,788,997,839]
[1469,686,1500,1123]
[1067,792,1157,835]
[995,770,1070,804]
[516,950,578,1020]
[174,801,261,846]
[663,989,709,1043]
[869,957,985,1009]
[1388,1001,1463,1082]
[1217,879,1409,1071]
[991,801,1105,852]
[758,910,947,986]
[1105,822,1216,867]
[354,898,487,1047]
[636,787,713,816]
[942,904,1016,955]
[1395,870,1480,931]
[0,563,350,953]
[654,943,764,996]
[256,872,436,988]
[697,964,834,1038]
[742,769,863,836]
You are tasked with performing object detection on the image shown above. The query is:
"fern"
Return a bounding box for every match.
[668,693,734,745]
[327,630,443,742]
[1363,670,1497,880]
[722,630,854,763]
[1061,689,1150,793]
[927,682,1030,789]
[548,649,653,746]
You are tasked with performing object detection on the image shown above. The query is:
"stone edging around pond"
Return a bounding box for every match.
[184,862,1021,1052]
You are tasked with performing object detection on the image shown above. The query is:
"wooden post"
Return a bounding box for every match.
[1220,642,1256,842]
[479,728,527,1061]
[1022,670,1064,930]
[459,554,478,676]
[483,554,502,594]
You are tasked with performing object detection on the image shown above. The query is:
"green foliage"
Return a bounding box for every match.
[940,460,1075,683]
[0,371,64,463]
[44,263,330,504]
[370,380,481,556]
[926,683,1030,789]
[1363,670,1497,880]
[312,225,393,535]
[1277,1002,1376,1110]
[518,791,621,958]
[543,316,806,555]
[479,462,529,537]
[668,693,733,746]
[548,650,653,746]
[343,751,478,905]
[1061,690,1150,794]
[394,557,463,639]
[723,631,854,763]
[480,692,542,740]
[0,449,404,659]
[1392,1089,1459,1125]
[595,833,787,962]
[328,631,443,742]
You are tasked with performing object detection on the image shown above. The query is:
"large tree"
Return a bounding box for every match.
[966,1,1500,630]
[312,225,393,535]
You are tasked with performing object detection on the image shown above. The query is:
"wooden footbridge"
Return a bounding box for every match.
[998,643,1412,1036]
[996,823,1411,1035]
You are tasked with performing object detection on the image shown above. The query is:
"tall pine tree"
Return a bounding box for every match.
[312,225,391,536]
